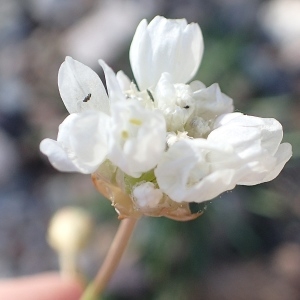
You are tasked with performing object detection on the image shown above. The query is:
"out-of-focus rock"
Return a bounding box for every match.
[26,0,94,27]
[272,243,300,285]
[259,0,300,71]
[60,0,156,68]
[0,129,19,185]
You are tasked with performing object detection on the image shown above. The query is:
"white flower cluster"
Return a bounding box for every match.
[40,16,292,213]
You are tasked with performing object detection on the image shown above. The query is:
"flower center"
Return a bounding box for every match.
[119,115,143,142]
[185,116,212,138]
[157,83,196,132]
[174,84,194,109]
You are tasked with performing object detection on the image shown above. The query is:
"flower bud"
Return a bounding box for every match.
[48,207,93,254]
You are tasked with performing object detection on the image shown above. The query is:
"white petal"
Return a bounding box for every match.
[116,70,131,91]
[192,83,234,120]
[40,138,80,172]
[130,16,204,90]
[239,142,292,185]
[261,142,292,182]
[41,111,110,174]
[58,56,109,114]
[155,139,239,203]
[209,113,292,185]
[154,72,176,108]
[212,114,283,156]
[189,80,206,92]
[64,112,109,169]
[208,122,263,159]
[108,100,166,178]
[183,169,237,203]
[98,60,125,104]
[213,112,243,128]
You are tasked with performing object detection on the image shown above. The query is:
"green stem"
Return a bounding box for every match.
[80,217,138,300]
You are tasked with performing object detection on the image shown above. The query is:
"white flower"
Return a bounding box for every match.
[108,99,166,178]
[41,57,112,173]
[99,59,166,177]
[153,74,234,134]
[127,16,231,134]
[128,17,207,134]
[130,16,204,90]
[155,113,292,203]
[41,57,167,177]
[40,16,292,219]
[155,113,292,202]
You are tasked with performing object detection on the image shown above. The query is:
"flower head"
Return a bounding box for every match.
[40,16,292,220]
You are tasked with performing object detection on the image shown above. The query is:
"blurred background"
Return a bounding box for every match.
[0,0,299,299]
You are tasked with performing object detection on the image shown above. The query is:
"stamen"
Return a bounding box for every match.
[121,131,129,139]
[129,118,142,126]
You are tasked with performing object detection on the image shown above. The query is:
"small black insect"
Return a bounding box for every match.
[83,93,92,102]
[184,105,190,109]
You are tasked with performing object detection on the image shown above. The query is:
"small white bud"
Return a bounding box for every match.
[48,207,93,277]
[132,182,163,208]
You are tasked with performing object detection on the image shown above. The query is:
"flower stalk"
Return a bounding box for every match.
[80,217,138,300]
